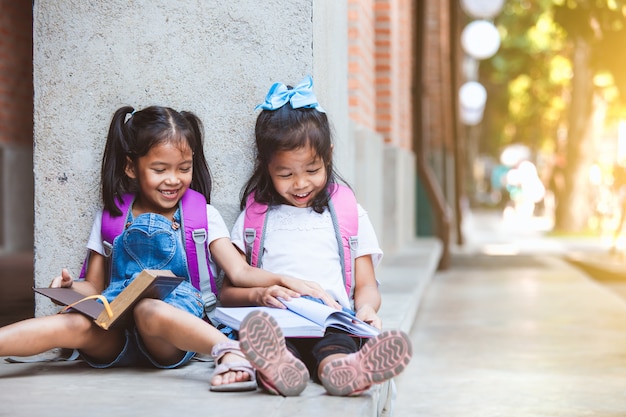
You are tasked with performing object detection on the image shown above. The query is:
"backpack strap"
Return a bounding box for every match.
[327,184,359,298]
[101,194,134,245]
[243,192,268,268]
[78,194,133,279]
[180,189,218,314]
[242,184,359,298]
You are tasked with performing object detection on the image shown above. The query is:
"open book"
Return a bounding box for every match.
[34,269,184,330]
[215,297,380,338]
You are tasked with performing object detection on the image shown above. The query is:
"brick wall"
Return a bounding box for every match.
[348,0,414,150]
[348,0,376,131]
[347,0,454,153]
[374,0,413,149]
[0,1,33,147]
[392,0,414,150]
[423,1,453,152]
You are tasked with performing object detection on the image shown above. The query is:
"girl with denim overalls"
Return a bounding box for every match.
[0,105,331,392]
[219,76,413,397]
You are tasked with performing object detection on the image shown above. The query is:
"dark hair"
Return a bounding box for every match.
[101,105,212,216]
[240,103,345,213]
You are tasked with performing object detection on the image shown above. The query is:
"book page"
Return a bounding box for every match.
[326,311,380,337]
[280,297,337,327]
[214,306,324,337]
[281,297,379,337]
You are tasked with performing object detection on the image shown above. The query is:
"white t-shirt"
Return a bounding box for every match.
[86,204,230,280]
[231,203,383,309]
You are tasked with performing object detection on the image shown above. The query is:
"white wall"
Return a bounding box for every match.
[353,122,384,241]
[313,0,351,184]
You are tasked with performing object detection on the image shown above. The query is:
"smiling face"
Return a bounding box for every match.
[125,140,193,217]
[267,144,328,208]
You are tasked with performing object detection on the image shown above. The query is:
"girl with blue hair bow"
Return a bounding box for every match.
[220,75,413,397]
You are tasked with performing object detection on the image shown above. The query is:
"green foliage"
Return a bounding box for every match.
[553,0,626,100]
[478,0,626,159]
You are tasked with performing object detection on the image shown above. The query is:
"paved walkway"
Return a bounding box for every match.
[394,210,626,416]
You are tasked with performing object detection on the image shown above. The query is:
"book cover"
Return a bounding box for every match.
[34,269,184,330]
[215,297,380,338]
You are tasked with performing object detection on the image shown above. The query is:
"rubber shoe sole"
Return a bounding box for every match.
[238,310,309,396]
[319,329,412,396]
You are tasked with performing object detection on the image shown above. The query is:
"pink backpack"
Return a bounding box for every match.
[80,189,218,313]
[243,183,359,298]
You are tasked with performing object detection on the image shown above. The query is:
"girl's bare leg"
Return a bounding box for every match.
[0,313,125,362]
[133,299,251,386]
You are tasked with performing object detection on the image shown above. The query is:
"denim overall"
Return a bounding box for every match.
[84,209,203,369]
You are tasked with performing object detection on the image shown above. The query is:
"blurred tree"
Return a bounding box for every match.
[479,0,626,231]
[480,0,567,157]
[552,0,626,231]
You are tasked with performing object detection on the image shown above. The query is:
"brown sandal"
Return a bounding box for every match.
[209,340,258,392]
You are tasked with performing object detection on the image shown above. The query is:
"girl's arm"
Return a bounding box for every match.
[219,275,294,308]
[352,254,382,329]
[210,237,340,307]
[210,237,299,291]
[48,250,107,296]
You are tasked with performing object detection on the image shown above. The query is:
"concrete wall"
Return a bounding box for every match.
[382,145,416,253]
[353,121,416,255]
[33,0,349,316]
[313,1,352,185]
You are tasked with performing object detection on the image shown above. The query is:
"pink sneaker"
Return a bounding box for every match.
[238,310,309,396]
[319,330,412,396]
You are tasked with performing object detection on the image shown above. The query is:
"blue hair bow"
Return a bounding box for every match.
[255,75,325,113]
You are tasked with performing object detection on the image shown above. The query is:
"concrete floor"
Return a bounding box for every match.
[395,254,626,416]
[393,211,626,416]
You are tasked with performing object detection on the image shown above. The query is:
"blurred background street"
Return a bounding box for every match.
[393,208,626,416]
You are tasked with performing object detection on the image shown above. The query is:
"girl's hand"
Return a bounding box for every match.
[280,277,341,309]
[355,305,382,330]
[49,268,74,289]
[254,285,300,309]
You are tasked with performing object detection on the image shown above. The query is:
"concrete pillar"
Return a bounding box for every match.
[382,145,416,253]
[353,121,384,238]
